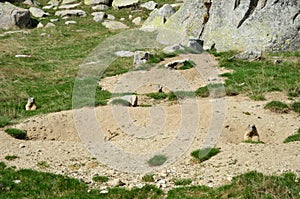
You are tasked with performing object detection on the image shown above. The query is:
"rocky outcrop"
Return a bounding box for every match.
[147,0,300,52]
[0,2,31,29]
[112,0,138,9]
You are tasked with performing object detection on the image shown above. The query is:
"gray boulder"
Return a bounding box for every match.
[155,0,300,52]
[55,10,87,17]
[114,50,134,57]
[132,16,141,25]
[61,0,78,5]
[140,1,157,10]
[141,4,176,31]
[92,4,109,10]
[59,3,82,9]
[0,2,31,30]
[112,0,139,9]
[163,44,185,53]
[102,20,129,30]
[91,12,107,22]
[84,0,111,5]
[29,7,49,18]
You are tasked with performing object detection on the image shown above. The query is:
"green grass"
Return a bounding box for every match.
[92,175,109,183]
[37,161,50,169]
[213,51,300,98]
[147,155,167,166]
[291,101,300,113]
[195,86,209,97]
[0,162,299,198]
[4,128,27,140]
[147,51,177,64]
[4,155,19,161]
[264,101,290,113]
[191,148,220,162]
[167,171,300,199]
[173,178,192,186]
[0,116,11,127]
[142,174,155,182]
[110,98,131,106]
[146,92,168,100]
[284,128,300,143]
[178,60,195,70]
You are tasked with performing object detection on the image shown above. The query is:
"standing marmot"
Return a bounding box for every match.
[25,97,36,111]
[244,124,260,142]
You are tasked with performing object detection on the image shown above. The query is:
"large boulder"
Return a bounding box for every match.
[141,4,176,31]
[112,0,138,9]
[0,2,31,29]
[55,9,87,17]
[147,0,300,52]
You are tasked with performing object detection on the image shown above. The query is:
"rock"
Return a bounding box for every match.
[100,189,108,194]
[47,0,60,6]
[107,14,115,20]
[163,44,185,53]
[45,22,55,28]
[13,180,21,184]
[234,50,262,61]
[102,20,129,30]
[59,3,81,9]
[141,4,176,31]
[109,179,126,187]
[29,7,49,18]
[140,1,157,10]
[133,51,150,66]
[23,0,39,6]
[92,4,109,11]
[114,50,134,57]
[50,18,59,22]
[84,0,110,5]
[186,38,203,53]
[19,144,26,148]
[61,0,78,5]
[157,0,300,52]
[65,20,77,25]
[132,17,141,25]
[42,5,55,9]
[112,0,139,9]
[120,17,125,21]
[0,2,31,30]
[91,12,107,22]
[111,95,138,106]
[170,3,183,9]
[128,14,133,19]
[37,22,44,28]
[55,10,87,17]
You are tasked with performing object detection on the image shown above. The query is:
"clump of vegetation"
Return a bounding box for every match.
[146,92,168,100]
[4,128,27,140]
[179,60,195,70]
[173,178,192,186]
[264,101,290,113]
[291,101,300,113]
[110,98,131,106]
[92,175,109,183]
[243,140,264,144]
[284,128,300,143]
[211,51,300,99]
[4,155,18,161]
[148,52,177,64]
[250,94,266,101]
[148,155,167,166]
[191,147,220,162]
[195,86,209,97]
[167,171,300,199]
[37,161,50,169]
[0,116,11,127]
[142,174,155,182]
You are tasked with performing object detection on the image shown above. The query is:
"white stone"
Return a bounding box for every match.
[59,2,81,9]
[65,20,77,25]
[29,7,49,18]
[140,1,157,10]
[102,20,129,30]
[112,0,139,9]
[132,17,141,25]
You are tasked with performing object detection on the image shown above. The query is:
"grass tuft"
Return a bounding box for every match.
[284,128,300,143]
[148,155,167,166]
[110,98,131,106]
[191,147,220,162]
[4,128,27,140]
[142,174,155,182]
[291,101,300,114]
[146,92,168,100]
[92,175,109,183]
[173,178,192,186]
[264,101,290,113]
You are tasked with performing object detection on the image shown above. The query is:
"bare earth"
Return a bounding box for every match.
[1,53,299,191]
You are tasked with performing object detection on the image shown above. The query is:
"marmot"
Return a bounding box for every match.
[244,124,260,142]
[25,97,36,111]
